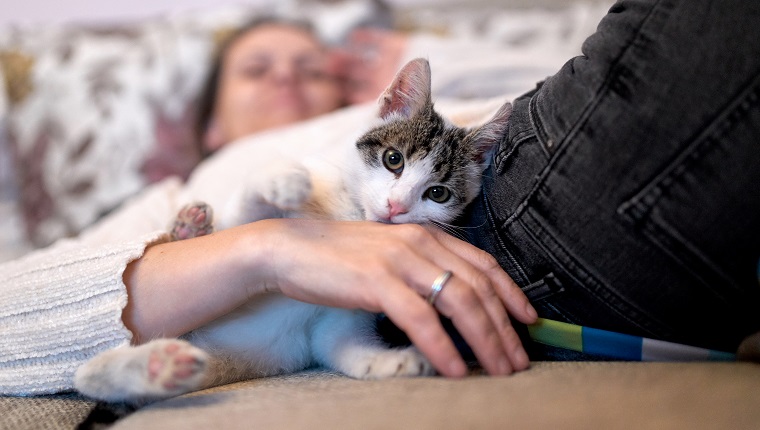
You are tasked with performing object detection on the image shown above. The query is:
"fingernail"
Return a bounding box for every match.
[526,302,538,320]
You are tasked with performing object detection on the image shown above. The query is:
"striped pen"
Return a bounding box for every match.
[528,318,737,362]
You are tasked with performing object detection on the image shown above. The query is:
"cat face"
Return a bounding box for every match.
[352,58,512,225]
[355,107,485,224]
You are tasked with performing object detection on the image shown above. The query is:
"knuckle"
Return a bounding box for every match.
[475,251,500,273]
[397,223,429,242]
[449,285,480,310]
[453,271,496,306]
[471,272,494,296]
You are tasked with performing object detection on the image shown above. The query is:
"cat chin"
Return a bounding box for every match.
[363,205,452,225]
[364,214,393,224]
[364,214,405,225]
[367,215,429,225]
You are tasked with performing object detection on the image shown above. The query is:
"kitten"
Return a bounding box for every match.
[74,58,512,404]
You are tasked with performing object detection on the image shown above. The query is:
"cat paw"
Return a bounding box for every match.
[170,202,214,241]
[261,165,312,211]
[146,339,208,396]
[74,339,209,403]
[357,347,435,379]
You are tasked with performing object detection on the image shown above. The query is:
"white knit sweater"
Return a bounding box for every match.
[0,233,164,395]
[0,178,182,396]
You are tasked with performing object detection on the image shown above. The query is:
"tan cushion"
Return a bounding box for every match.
[109,361,759,430]
[2,362,757,429]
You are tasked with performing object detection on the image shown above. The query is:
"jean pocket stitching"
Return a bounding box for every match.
[483,194,530,286]
[639,209,740,299]
[528,92,554,158]
[520,209,669,338]
[618,75,760,222]
[617,74,760,290]
[494,130,538,175]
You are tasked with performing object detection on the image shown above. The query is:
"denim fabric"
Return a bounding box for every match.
[462,0,760,356]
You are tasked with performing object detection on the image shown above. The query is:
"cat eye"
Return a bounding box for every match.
[383,149,404,173]
[425,186,451,203]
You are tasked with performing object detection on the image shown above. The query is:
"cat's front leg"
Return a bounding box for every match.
[259,163,313,213]
[170,202,214,241]
[219,162,314,228]
[74,339,208,403]
[311,309,435,379]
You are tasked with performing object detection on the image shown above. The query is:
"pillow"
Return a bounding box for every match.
[0,61,33,261]
[0,17,219,247]
[0,61,12,199]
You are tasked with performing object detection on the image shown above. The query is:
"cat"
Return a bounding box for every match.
[73,58,512,404]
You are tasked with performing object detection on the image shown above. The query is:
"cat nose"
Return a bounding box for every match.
[388,200,409,218]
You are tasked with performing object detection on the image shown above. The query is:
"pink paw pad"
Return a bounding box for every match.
[147,341,206,392]
[170,202,214,241]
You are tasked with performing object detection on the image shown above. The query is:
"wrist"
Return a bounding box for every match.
[227,219,283,299]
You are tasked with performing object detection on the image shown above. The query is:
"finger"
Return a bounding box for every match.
[372,239,512,375]
[379,243,511,376]
[418,262,527,372]
[378,284,468,377]
[394,230,530,372]
[430,275,514,376]
[454,272,530,371]
[428,227,538,324]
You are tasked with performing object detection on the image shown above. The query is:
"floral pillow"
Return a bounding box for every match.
[0,17,223,247]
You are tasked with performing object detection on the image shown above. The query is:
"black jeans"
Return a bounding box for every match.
[462,0,760,356]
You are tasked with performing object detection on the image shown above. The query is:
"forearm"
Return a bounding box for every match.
[122,221,273,344]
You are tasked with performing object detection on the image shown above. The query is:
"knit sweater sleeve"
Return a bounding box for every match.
[0,232,170,396]
[0,178,183,396]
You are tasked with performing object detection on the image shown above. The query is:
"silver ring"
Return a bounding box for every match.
[427,270,453,306]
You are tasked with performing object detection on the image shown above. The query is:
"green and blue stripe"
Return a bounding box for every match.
[527,318,736,361]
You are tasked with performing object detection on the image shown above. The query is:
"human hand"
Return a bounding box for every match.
[252,218,538,377]
[332,28,409,105]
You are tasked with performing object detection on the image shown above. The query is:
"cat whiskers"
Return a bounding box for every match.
[428,220,470,241]
[430,217,490,234]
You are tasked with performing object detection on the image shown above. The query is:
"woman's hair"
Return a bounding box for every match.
[193,16,316,158]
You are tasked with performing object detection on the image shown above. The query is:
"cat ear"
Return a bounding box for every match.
[377,58,432,120]
[468,102,512,166]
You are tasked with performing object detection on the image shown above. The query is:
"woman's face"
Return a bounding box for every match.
[207,23,344,151]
